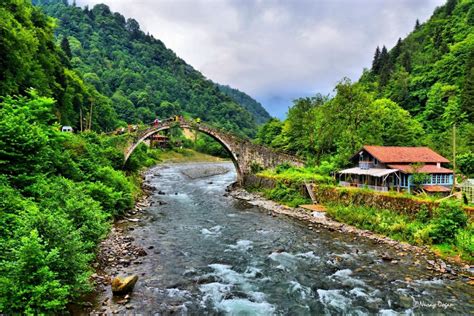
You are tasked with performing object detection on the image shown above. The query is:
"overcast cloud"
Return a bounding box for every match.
[76,0,445,118]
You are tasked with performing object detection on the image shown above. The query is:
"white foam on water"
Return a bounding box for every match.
[217,298,275,315]
[199,264,274,314]
[296,251,320,261]
[349,287,368,298]
[199,282,231,307]
[201,225,222,237]
[317,289,352,312]
[248,291,267,303]
[379,309,399,316]
[288,281,312,300]
[166,288,191,298]
[331,269,367,287]
[227,213,237,217]
[243,266,262,278]
[207,264,255,292]
[228,240,253,252]
[268,252,299,270]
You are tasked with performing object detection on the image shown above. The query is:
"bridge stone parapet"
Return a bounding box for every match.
[124,119,304,184]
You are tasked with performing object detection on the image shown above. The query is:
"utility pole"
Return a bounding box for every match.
[452,123,456,194]
[79,108,83,132]
[88,100,93,131]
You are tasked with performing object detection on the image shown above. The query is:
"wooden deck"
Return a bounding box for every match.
[299,204,327,212]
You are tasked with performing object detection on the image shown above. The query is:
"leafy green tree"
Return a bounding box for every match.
[460,50,474,122]
[0,230,70,314]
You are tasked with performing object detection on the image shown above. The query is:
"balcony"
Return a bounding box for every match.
[359,161,374,169]
[339,181,388,192]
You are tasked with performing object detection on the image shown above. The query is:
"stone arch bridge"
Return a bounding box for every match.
[124,119,303,184]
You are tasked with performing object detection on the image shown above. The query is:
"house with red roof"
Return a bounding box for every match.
[338,146,454,194]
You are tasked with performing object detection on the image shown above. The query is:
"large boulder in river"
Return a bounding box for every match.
[111,275,138,295]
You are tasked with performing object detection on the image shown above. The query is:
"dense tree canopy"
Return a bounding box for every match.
[32,0,269,137]
[256,0,473,176]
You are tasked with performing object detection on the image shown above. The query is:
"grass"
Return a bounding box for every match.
[325,204,473,263]
[261,182,311,207]
[257,165,334,184]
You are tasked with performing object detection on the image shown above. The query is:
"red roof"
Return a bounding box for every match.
[387,164,453,174]
[423,185,451,193]
[363,146,449,163]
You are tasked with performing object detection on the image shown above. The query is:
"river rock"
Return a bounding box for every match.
[111,275,139,295]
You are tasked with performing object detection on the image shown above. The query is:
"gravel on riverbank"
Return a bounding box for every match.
[229,187,474,278]
[181,165,229,179]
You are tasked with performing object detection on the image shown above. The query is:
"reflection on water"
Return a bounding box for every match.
[107,162,473,314]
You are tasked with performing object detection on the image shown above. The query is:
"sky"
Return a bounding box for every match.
[76,0,445,119]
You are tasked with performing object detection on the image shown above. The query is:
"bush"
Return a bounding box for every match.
[429,202,468,243]
[455,224,474,259]
[92,166,135,211]
[82,181,124,216]
[25,177,110,249]
[263,182,311,207]
[0,230,70,314]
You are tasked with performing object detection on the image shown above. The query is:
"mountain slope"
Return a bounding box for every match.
[33,0,267,137]
[255,0,473,172]
[360,0,473,158]
[217,84,271,124]
[363,0,473,121]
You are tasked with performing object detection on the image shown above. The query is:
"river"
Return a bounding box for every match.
[96,162,473,314]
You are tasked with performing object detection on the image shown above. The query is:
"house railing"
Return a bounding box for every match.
[339,181,388,192]
[359,161,374,169]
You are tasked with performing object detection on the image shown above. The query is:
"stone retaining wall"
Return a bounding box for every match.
[243,175,474,221]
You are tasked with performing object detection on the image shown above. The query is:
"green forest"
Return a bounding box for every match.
[0,0,264,312]
[256,0,473,176]
[5,0,269,137]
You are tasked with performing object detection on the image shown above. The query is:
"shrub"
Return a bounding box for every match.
[429,202,468,243]
[0,230,70,314]
[250,162,264,174]
[455,225,474,259]
[264,182,310,207]
[275,163,292,174]
[82,181,124,216]
[92,166,135,210]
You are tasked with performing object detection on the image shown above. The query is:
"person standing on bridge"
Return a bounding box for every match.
[153,118,159,128]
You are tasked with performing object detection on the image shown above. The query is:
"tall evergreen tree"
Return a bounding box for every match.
[445,0,457,16]
[461,50,474,122]
[371,46,381,74]
[60,37,72,59]
[400,51,412,73]
[415,19,421,30]
[378,46,392,86]
[390,38,403,64]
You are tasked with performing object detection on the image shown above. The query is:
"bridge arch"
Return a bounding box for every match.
[124,122,243,181]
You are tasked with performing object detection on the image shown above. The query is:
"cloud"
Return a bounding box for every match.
[76,0,444,118]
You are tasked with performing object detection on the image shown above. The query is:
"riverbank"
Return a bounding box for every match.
[83,162,473,314]
[80,160,233,313]
[229,187,473,278]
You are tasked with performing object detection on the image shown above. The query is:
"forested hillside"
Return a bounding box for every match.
[32,0,269,137]
[256,0,473,176]
[0,0,117,131]
[0,1,158,313]
[217,84,271,124]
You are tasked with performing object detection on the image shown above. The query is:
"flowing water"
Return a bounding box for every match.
[105,162,473,315]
